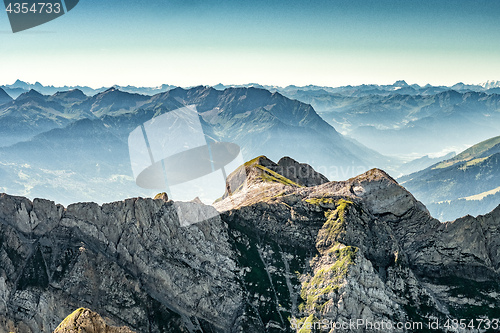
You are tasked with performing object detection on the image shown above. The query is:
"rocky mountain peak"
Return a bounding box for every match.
[15,89,44,101]
[393,79,408,87]
[218,156,329,209]
[347,168,427,216]
[247,155,276,168]
[154,192,169,201]
[53,308,135,333]
[349,167,397,184]
[217,157,424,219]
[275,156,329,186]
[104,87,119,93]
[241,155,329,187]
[50,89,88,103]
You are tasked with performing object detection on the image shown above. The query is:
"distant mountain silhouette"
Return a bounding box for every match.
[0,87,12,105]
[290,90,500,157]
[74,87,151,117]
[3,78,500,100]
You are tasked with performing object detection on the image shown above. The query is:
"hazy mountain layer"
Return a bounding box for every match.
[400,136,500,221]
[396,152,456,177]
[0,86,389,206]
[216,80,500,96]
[284,90,500,158]
[1,80,498,220]
[0,80,176,99]
[3,79,500,101]
[3,80,499,159]
[0,89,92,147]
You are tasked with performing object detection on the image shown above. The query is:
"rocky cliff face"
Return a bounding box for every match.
[0,157,499,332]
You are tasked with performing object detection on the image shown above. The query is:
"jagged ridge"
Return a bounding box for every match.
[0,156,499,332]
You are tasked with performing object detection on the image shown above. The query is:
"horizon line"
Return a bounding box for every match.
[2,78,500,91]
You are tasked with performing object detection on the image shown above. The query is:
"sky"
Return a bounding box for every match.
[1,0,500,88]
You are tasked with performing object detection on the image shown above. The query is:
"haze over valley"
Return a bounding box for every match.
[0,79,499,222]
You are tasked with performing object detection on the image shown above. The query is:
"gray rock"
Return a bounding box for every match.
[0,157,499,333]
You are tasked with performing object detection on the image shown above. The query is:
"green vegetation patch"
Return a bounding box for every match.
[458,157,489,170]
[296,314,319,333]
[154,192,168,199]
[255,164,303,187]
[316,199,353,248]
[305,197,336,206]
[434,136,500,169]
[298,245,359,314]
[244,155,267,166]
[240,156,304,187]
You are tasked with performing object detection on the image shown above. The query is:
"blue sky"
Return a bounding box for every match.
[1,0,500,87]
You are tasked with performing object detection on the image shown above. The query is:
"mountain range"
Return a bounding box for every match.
[5,80,497,160]
[1,156,499,332]
[1,78,499,331]
[284,89,500,158]
[0,80,499,219]
[0,79,177,99]
[3,79,500,100]
[0,85,389,206]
